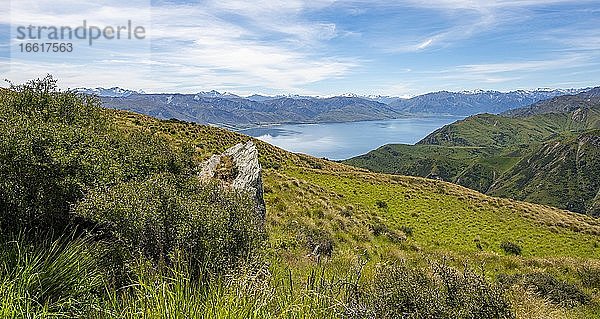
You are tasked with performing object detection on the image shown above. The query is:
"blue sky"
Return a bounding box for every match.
[1,0,599,96]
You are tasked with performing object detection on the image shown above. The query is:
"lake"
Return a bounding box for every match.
[239,116,464,160]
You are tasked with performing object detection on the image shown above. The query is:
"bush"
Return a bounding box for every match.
[498,273,590,307]
[76,173,264,277]
[297,227,334,257]
[375,200,388,209]
[500,241,522,255]
[348,262,513,319]
[400,225,413,237]
[577,264,600,290]
[368,222,406,243]
[368,222,387,236]
[0,76,196,235]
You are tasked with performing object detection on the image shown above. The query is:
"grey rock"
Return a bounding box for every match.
[200,141,266,222]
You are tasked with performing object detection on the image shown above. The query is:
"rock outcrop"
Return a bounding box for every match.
[200,141,266,222]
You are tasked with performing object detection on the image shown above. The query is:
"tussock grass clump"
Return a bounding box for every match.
[375,200,388,209]
[577,263,600,290]
[0,233,103,317]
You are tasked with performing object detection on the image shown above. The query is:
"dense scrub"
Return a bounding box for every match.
[348,262,513,319]
[0,77,264,314]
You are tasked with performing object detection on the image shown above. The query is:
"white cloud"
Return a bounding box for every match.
[454,55,588,74]
[3,0,599,94]
[4,0,357,93]
[416,39,433,50]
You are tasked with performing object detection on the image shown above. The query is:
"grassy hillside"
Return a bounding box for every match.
[417,110,600,148]
[344,144,510,192]
[2,77,600,318]
[346,106,600,215]
[489,130,600,216]
[125,113,600,258]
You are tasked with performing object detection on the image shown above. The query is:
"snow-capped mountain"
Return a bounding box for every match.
[194,90,240,99]
[388,88,593,115]
[75,87,144,98]
[364,95,407,104]
[90,85,596,127]
[245,93,318,102]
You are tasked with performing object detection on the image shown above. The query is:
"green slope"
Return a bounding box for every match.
[345,106,600,215]
[130,110,600,259]
[489,130,600,216]
[418,109,600,148]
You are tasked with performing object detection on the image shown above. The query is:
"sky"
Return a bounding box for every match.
[1,0,599,96]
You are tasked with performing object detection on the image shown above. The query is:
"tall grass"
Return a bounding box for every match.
[2,232,519,319]
[1,232,353,318]
[92,260,352,319]
[0,232,103,318]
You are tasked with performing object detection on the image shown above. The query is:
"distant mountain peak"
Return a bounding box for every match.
[339,93,361,98]
[194,90,240,99]
[75,87,144,97]
[502,86,600,117]
[459,89,491,95]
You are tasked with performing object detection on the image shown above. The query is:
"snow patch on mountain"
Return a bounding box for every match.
[75,87,144,97]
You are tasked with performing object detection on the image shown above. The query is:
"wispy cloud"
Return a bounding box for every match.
[454,55,588,75]
[3,0,357,93]
[2,0,599,94]
[369,0,598,52]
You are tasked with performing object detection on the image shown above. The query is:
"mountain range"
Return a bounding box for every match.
[389,88,586,115]
[83,87,589,128]
[75,87,145,97]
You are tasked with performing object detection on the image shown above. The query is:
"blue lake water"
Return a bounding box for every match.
[239,116,464,160]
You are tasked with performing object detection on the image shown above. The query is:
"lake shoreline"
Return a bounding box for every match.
[231,113,465,132]
[239,115,466,160]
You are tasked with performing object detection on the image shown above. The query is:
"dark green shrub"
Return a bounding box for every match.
[368,222,387,236]
[375,200,388,209]
[500,241,522,255]
[75,173,264,276]
[498,273,590,307]
[0,76,196,235]
[368,222,406,243]
[400,225,413,237]
[523,273,590,307]
[297,227,334,257]
[348,262,513,319]
[578,264,600,289]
